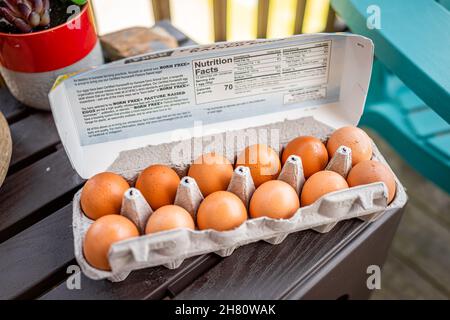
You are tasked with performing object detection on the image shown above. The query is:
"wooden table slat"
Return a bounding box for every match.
[0,88,29,124]
[39,254,221,300]
[9,112,60,172]
[0,149,83,242]
[174,219,366,300]
[0,204,74,299]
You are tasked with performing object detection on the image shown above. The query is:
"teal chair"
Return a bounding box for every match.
[331,0,450,193]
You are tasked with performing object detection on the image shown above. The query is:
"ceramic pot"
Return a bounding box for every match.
[0,3,103,110]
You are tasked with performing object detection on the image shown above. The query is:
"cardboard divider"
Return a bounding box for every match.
[326,145,353,178]
[174,177,204,221]
[278,155,305,195]
[227,166,255,209]
[120,188,153,235]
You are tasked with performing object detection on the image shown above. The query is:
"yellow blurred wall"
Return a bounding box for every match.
[92,0,331,43]
[302,0,330,33]
[267,0,297,38]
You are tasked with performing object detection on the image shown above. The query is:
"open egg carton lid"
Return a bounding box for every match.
[49,33,373,179]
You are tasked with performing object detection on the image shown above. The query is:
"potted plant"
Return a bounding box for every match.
[0,0,103,110]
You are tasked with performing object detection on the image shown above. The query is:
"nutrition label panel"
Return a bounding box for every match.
[192,40,331,105]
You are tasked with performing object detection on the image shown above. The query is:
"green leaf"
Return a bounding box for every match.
[71,0,87,5]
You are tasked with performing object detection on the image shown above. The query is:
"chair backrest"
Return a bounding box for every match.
[331,0,450,123]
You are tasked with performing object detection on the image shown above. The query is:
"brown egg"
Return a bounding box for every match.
[282,136,328,178]
[135,164,180,210]
[250,180,300,219]
[327,126,373,166]
[188,152,233,196]
[235,144,281,187]
[347,160,396,203]
[197,191,247,231]
[83,215,139,270]
[145,205,195,234]
[301,171,349,207]
[80,172,130,220]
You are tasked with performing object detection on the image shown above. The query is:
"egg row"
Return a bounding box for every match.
[81,126,397,271]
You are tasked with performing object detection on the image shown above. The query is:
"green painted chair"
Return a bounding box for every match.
[331,0,450,193]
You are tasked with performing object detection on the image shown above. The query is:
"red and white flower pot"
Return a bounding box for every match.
[0,3,103,110]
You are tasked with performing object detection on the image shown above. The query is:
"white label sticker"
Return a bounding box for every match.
[193,41,331,104]
[62,38,341,146]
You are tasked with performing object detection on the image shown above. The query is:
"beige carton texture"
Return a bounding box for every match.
[72,117,407,282]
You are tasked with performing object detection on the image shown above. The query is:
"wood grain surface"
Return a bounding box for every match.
[0,89,28,124]
[0,204,75,299]
[174,220,365,299]
[40,255,221,300]
[9,112,60,173]
[0,111,12,188]
[0,149,84,242]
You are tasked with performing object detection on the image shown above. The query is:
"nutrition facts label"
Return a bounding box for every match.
[59,35,344,146]
[193,40,331,105]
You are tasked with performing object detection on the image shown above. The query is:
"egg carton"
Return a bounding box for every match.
[72,117,407,281]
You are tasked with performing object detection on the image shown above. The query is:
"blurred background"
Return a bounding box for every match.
[91,0,340,43]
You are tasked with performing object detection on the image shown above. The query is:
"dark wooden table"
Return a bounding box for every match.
[0,22,404,300]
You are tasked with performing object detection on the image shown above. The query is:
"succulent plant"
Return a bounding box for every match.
[0,0,51,33]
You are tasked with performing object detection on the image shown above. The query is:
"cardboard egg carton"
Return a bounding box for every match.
[49,33,408,281]
[72,117,407,282]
